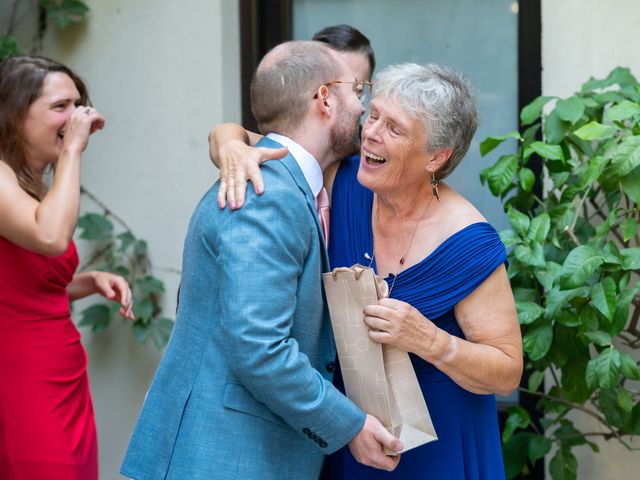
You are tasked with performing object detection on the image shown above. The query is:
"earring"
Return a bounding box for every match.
[431,173,440,201]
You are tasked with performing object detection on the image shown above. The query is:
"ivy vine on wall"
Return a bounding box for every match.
[1,0,174,349]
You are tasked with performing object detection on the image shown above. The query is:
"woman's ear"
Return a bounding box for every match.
[426,147,453,173]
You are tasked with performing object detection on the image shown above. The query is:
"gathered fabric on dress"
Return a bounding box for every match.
[324,155,507,479]
[0,237,97,480]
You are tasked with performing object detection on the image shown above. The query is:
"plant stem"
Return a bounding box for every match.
[80,186,133,232]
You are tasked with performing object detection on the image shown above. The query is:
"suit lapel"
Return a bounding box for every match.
[256,137,331,271]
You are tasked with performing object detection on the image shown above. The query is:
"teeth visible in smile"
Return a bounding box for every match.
[365,152,386,163]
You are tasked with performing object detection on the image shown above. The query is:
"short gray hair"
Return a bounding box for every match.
[373,63,479,179]
[251,41,342,135]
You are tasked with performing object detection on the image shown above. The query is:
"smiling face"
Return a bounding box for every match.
[358,94,435,194]
[21,72,82,169]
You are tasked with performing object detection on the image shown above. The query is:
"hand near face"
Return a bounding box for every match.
[92,271,135,320]
[62,106,105,154]
[363,298,438,354]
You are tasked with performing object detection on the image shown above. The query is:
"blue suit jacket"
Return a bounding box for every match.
[121,137,365,479]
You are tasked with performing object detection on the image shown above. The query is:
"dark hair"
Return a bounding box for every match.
[251,41,341,135]
[0,55,89,200]
[312,24,375,75]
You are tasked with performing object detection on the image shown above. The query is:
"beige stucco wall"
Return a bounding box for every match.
[542,0,640,478]
[10,0,240,477]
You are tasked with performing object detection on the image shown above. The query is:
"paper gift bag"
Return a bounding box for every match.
[323,264,437,453]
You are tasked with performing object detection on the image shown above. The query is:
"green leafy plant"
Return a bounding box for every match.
[480,67,640,479]
[2,0,174,348]
[76,190,174,349]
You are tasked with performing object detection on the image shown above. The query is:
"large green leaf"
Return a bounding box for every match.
[585,347,621,389]
[621,218,638,242]
[610,135,640,176]
[479,131,521,157]
[503,432,533,480]
[77,213,114,241]
[526,141,564,161]
[523,323,553,361]
[526,213,551,245]
[561,359,592,403]
[573,121,616,141]
[136,275,165,297]
[78,304,111,333]
[516,302,545,325]
[514,243,545,267]
[502,406,531,443]
[620,351,640,380]
[582,330,612,347]
[559,246,604,289]
[620,247,640,269]
[549,448,577,480]
[621,165,640,203]
[590,277,617,321]
[544,110,571,144]
[604,100,640,123]
[518,167,535,192]
[527,370,545,391]
[545,287,590,317]
[556,97,585,124]
[507,206,531,236]
[528,435,552,463]
[521,96,555,126]
[534,261,561,292]
[481,154,518,196]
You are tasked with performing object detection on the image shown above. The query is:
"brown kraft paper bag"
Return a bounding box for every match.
[323,264,438,453]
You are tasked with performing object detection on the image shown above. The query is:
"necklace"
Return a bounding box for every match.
[369,193,436,295]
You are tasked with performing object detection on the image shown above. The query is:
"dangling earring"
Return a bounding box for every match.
[431,173,440,201]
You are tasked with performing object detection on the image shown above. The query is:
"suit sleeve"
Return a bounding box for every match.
[212,182,364,453]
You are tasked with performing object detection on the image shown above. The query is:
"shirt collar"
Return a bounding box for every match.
[266,133,323,198]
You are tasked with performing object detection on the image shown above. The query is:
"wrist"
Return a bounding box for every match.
[429,328,456,366]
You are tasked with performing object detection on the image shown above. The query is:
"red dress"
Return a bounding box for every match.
[0,236,98,480]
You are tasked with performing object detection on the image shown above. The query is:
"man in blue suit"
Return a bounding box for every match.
[121,41,402,479]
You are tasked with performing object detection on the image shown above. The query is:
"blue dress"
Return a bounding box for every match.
[325,155,507,479]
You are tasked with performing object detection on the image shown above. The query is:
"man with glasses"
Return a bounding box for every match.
[121,40,402,480]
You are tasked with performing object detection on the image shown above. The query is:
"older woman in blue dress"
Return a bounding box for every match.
[209,62,523,479]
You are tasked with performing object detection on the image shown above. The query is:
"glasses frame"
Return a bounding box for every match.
[315,80,373,105]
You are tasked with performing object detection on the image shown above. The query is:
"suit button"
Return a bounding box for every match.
[325,362,336,373]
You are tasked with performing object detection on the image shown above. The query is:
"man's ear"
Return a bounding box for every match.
[312,84,332,119]
[427,147,453,173]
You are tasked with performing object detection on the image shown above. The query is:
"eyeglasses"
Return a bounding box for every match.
[316,80,373,105]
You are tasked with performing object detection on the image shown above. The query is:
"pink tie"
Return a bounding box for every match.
[316,187,330,244]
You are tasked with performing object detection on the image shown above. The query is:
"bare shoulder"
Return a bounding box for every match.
[0,161,22,200]
[0,160,18,183]
[438,183,487,234]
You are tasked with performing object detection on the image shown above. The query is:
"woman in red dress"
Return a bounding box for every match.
[0,56,135,479]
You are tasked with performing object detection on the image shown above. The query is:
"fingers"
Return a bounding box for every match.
[246,162,265,196]
[217,178,228,209]
[373,421,404,454]
[259,146,288,162]
[349,415,403,472]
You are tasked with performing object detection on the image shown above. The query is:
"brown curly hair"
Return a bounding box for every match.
[0,56,89,200]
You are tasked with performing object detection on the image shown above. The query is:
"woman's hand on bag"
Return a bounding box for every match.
[363,298,439,355]
[216,140,287,210]
[93,271,135,320]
